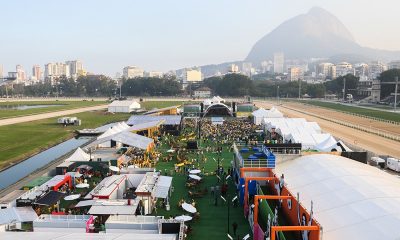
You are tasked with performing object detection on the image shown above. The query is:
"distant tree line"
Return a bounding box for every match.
[121,77,182,96]
[1,69,398,99]
[0,75,118,97]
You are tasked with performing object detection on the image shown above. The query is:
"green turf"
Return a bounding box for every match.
[140,101,183,110]
[0,100,107,119]
[0,111,131,170]
[154,137,252,240]
[299,100,400,122]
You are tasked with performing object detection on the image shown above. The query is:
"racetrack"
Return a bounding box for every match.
[255,100,400,159]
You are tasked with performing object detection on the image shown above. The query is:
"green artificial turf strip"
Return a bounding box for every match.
[300,100,400,123]
[154,138,252,240]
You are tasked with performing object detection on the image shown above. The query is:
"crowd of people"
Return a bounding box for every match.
[200,118,261,143]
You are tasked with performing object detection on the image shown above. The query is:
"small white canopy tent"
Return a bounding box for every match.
[65,148,90,162]
[108,100,141,113]
[251,108,270,125]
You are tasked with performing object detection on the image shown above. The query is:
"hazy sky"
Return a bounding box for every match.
[0,0,399,76]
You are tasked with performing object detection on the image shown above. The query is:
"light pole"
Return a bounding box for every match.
[342,77,346,102]
[221,175,237,236]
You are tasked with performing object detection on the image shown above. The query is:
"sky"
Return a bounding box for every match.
[0,0,399,76]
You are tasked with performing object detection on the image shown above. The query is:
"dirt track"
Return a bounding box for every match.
[255,101,400,159]
[284,102,400,135]
[0,105,107,126]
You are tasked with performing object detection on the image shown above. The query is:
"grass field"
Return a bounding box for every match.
[300,100,400,122]
[0,100,107,119]
[0,111,130,170]
[155,140,252,240]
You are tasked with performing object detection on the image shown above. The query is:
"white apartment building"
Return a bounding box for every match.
[335,62,354,77]
[288,67,304,81]
[0,64,3,78]
[123,66,144,79]
[145,71,163,78]
[369,61,387,79]
[260,61,273,73]
[66,60,84,79]
[273,52,284,74]
[228,64,239,73]
[388,60,400,70]
[16,65,26,83]
[183,68,202,82]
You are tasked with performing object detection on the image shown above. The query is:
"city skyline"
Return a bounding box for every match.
[1,0,400,75]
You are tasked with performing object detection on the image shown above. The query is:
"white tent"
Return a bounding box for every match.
[275,154,400,240]
[92,131,154,150]
[65,148,90,162]
[266,107,284,118]
[108,100,141,113]
[0,207,38,225]
[251,108,270,125]
[314,134,339,152]
[211,96,224,103]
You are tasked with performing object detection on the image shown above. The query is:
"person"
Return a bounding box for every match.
[232,222,238,236]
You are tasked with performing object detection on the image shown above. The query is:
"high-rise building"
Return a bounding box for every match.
[317,63,337,79]
[228,64,239,73]
[369,61,387,79]
[145,71,163,78]
[183,68,202,82]
[288,67,304,81]
[32,65,42,81]
[241,62,253,76]
[273,52,284,74]
[16,65,26,83]
[388,60,400,70]
[0,65,3,79]
[66,60,83,79]
[123,66,144,79]
[260,61,273,73]
[335,62,354,77]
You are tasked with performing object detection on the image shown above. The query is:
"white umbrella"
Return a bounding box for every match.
[167,149,175,153]
[76,183,90,188]
[175,215,192,222]
[189,169,201,174]
[182,202,197,213]
[64,194,81,201]
[189,174,201,181]
[109,166,120,172]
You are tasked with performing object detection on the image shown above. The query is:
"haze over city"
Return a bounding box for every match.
[1,0,400,75]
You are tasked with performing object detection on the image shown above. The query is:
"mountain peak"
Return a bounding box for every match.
[245,7,358,62]
[308,6,331,16]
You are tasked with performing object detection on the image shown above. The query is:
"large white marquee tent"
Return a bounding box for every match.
[275,154,400,240]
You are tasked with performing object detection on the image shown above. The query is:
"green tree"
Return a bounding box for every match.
[378,69,400,99]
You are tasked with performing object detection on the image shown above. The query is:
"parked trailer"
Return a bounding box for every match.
[57,117,81,126]
[369,157,386,169]
[387,157,400,172]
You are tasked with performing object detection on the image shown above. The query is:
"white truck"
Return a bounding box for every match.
[387,157,400,172]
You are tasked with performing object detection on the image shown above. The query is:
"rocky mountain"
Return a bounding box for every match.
[245,7,400,63]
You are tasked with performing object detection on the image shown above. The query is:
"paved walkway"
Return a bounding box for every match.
[0,105,107,126]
